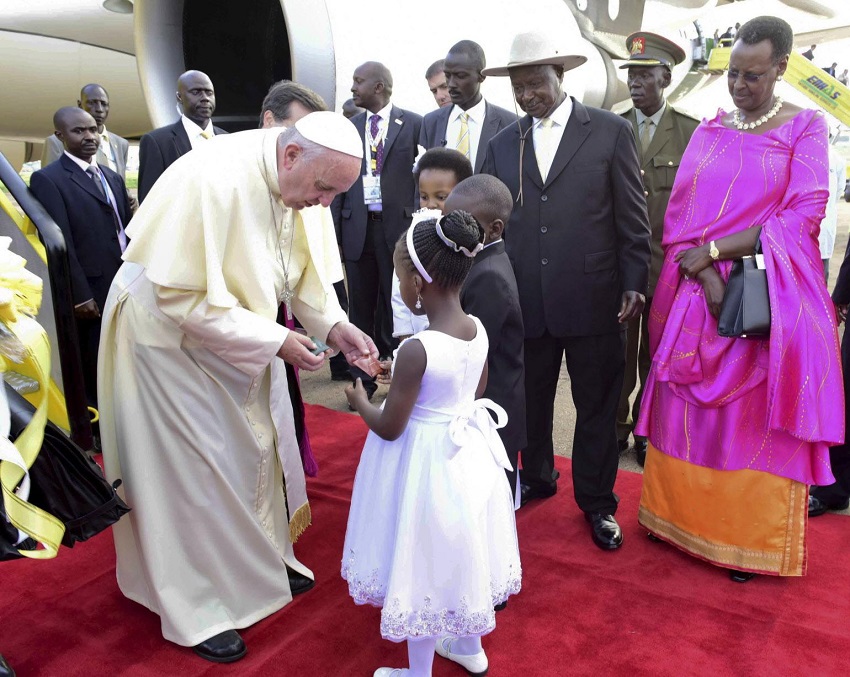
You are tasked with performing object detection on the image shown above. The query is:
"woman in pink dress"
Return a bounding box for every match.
[636,16,844,581]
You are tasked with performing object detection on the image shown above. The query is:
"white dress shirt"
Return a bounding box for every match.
[446,97,487,168]
[532,95,572,178]
[182,115,216,150]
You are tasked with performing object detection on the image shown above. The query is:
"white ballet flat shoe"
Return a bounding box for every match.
[373,669,407,677]
[435,637,489,676]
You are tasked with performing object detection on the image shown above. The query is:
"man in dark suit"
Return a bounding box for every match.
[332,61,422,396]
[810,238,850,517]
[41,83,131,181]
[448,175,526,502]
[30,107,132,408]
[420,41,516,174]
[617,33,699,467]
[481,33,651,550]
[137,70,226,203]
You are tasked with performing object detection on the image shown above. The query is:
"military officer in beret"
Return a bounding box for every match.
[617,32,700,466]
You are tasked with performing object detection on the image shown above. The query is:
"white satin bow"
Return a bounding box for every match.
[447,398,513,471]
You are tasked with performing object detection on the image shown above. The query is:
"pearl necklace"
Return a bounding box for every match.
[733,96,783,130]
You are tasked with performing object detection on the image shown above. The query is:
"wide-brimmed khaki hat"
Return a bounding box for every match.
[481,32,587,77]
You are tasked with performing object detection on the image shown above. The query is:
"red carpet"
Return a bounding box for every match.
[2,404,849,676]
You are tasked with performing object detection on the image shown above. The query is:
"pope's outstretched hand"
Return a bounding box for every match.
[328,322,380,375]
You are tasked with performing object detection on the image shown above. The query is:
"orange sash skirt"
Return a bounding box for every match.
[638,444,808,576]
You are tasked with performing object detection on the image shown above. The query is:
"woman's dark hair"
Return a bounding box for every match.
[734,16,793,63]
[413,147,473,184]
[396,210,483,288]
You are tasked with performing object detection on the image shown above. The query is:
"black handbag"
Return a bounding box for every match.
[717,236,771,338]
[1,384,130,561]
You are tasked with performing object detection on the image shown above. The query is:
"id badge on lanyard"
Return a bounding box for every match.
[363,173,382,205]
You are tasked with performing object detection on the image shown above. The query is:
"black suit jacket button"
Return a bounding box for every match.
[540,226,548,233]
[542,258,549,265]
[541,195,548,202]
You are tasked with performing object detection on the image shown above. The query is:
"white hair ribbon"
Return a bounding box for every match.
[435,216,483,258]
[407,221,433,283]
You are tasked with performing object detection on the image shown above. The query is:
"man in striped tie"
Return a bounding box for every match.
[30,107,133,409]
[419,40,516,173]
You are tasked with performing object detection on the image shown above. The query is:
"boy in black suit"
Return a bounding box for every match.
[445,175,526,504]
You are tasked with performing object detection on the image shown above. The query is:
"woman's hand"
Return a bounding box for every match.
[697,267,726,318]
[345,378,370,412]
[674,244,713,279]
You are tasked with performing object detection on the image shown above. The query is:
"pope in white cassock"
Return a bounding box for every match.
[97,112,375,663]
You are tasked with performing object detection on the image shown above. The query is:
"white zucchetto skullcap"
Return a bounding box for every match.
[294,111,363,159]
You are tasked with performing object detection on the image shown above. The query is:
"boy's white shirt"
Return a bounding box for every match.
[391,271,429,337]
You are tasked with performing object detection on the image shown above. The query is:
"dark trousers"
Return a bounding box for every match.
[329,280,351,378]
[77,316,101,409]
[522,331,625,514]
[345,217,396,390]
[812,326,850,504]
[617,297,652,442]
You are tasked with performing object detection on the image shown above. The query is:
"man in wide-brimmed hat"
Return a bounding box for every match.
[481,32,651,552]
[616,33,699,468]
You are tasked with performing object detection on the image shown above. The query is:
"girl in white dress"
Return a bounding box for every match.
[344,210,521,677]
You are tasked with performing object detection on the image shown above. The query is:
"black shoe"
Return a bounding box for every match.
[808,493,850,517]
[729,570,756,583]
[519,481,557,507]
[287,565,315,596]
[617,438,630,454]
[634,438,647,467]
[494,600,508,612]
[584,512,623,550]
[647,531,662,543]
[0,654,15,677]
[193,630,247,663]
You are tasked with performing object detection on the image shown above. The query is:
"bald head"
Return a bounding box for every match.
[177,70,216,126]
[77,83,110,132]
[54,107,100,161]
[446,174,513,228]
[350,61,393,113]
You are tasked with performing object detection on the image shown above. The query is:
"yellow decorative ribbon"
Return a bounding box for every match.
[0,238,64,558]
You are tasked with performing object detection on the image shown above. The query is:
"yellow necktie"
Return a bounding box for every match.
[456,112,470,159]
[200,128,214,140]
[640,119,654,152]
[536,118,555,182]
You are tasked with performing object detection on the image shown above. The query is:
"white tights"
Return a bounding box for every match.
[404,636,483,677]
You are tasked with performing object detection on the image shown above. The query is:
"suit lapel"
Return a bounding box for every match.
[64,156,108,205]
[544,99,591,187]
[436,106,450,148]
[473,239,504,265]
[382,105,403,158]
[519,117,544,190]
[172,120,192,156]
[476,102,499,173]
[353,112,368,174]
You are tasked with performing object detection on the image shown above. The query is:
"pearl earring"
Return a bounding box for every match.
[777,75,783,81]
[415,293,422,310]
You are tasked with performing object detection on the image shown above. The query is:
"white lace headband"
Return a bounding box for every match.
[435,216,483,258]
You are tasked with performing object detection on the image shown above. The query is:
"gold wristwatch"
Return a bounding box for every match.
[709,240,720,261]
